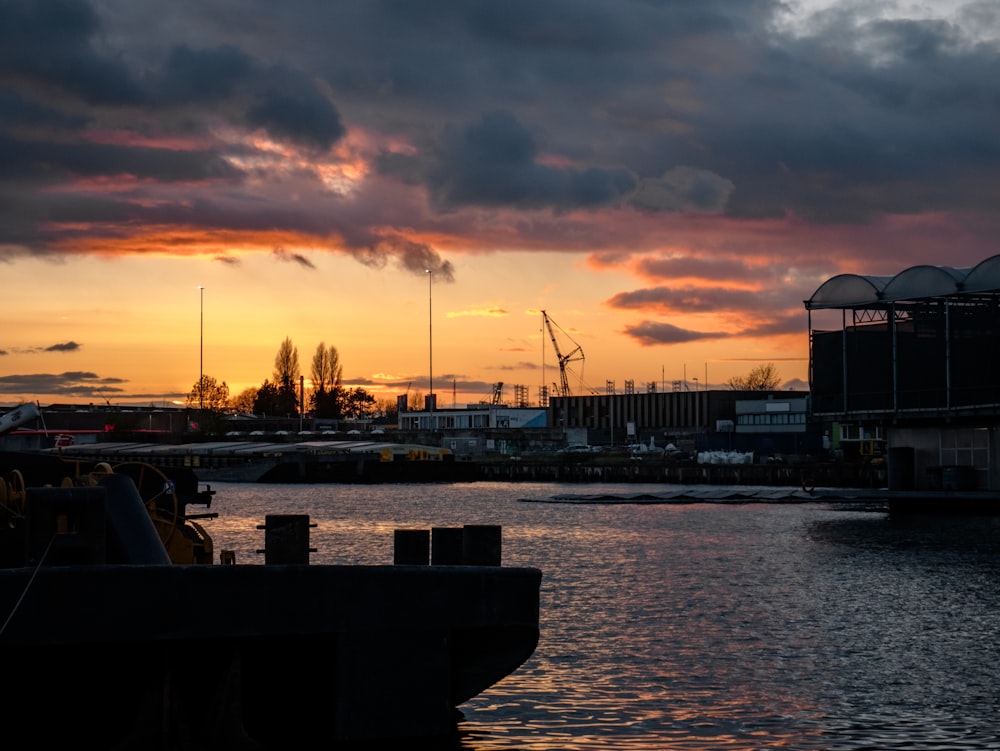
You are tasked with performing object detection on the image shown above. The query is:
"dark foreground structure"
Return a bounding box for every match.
[0,453,541,748]
[806,254,1000,510]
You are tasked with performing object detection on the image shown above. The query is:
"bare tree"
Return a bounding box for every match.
[274,337,300,389]
[310,342,344,417]
[727,363,781,391]
[272,337,300,414]
[310,342,343,394]
[186,375,230,411]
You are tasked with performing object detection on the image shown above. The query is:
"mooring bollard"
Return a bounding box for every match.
[256,514,316,564]
[462,524,502,566]
[431,526,464,565]
[394,528,430,565]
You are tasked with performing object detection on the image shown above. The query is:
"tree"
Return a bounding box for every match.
[341,387,376,420]
[186,375,230,411]
[252,380,281,415]
[408,390,425,411]
[310,342,344,418]
[310,342,343,393]
[727,363,781,391]
[313,388,342,419]
[272,337,301,415]
[375,397,398,424]
[231,387,258,414]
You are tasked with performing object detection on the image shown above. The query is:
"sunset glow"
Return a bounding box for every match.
[2,0,998,407]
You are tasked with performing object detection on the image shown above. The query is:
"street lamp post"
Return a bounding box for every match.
[426,269,433,412]
[198,285,204,412]
[692,376,699,432]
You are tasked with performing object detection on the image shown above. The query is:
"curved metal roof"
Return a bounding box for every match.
[963,255,1000,293]
[805,255,1000,309]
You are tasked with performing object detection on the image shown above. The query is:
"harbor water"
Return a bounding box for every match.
[204,481,1000,751]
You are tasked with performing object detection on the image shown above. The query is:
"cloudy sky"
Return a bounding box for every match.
[2,0,998,408]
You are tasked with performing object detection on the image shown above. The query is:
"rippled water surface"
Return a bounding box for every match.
[202,481,1000,750]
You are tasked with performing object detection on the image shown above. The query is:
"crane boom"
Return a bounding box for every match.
[542,310,584,397]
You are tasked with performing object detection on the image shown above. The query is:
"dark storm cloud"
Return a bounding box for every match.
[0,133,240,184]
[635,256,766,283]
[414,111,636,211]
[245,86,345,151]
[0,371,126,397]
[272,247,315,269]
[354,235,457,282]
[619,306,805,345]
[298,1,991,222]
[741,313,807,338]
[0,0,144,105]
[0,341,81,354]
[706,14,1000,222]
[608,286,778,314]
[0,0,346,183]
[0,89,88,130]
[154,44,256,104]
[2,0,998,271]
[623,321,731,346]
[45,341,81,352]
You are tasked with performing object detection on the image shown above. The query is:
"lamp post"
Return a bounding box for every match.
[426,269,433,412]
[198,285,204,412]
[692,376,699,433]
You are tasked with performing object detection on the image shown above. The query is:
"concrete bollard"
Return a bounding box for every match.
[462,524,502,566]
[394,528,430,565]
[431,527,464,565]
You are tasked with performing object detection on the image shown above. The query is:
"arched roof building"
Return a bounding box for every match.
[805,255,1000,309]
[804,255,1000,494]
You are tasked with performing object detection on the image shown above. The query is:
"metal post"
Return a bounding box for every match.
[426,268,433,411]
[198,285,204,412]
[891,302,897,413]
[842,309,848,413]
[945,300,951,413]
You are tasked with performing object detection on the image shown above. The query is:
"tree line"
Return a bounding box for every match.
[186,337,397,421]
[187,344,783,422]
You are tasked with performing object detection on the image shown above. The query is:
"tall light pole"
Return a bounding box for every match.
[426,269,433,411]
[198,285,204,412]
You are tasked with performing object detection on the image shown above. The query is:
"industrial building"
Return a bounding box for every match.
[398,387,816,461]
[547,389,814,455]
[806,254,1000,491]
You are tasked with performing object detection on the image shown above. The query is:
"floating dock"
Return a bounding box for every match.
[518,486,1000,514]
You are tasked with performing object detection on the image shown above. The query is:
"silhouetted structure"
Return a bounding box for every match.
[806,255,1000,491]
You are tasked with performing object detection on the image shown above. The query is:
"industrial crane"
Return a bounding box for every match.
[542,310,585,397]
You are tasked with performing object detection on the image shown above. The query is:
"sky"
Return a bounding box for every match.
[2,0,999,409]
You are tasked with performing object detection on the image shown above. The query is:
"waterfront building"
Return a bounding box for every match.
[806,254,1000,491]
[397,404,554,457]
[548,389,816,457]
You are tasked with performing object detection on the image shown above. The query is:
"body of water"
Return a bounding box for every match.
[202,481,1000,750]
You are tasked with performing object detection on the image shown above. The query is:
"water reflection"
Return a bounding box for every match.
[203,484,1000,750]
